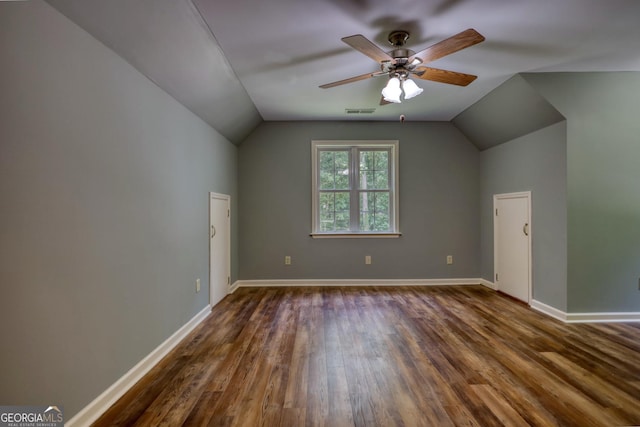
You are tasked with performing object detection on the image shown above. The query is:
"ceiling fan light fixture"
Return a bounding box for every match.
[402,78,424,99]
[381,77,402,103]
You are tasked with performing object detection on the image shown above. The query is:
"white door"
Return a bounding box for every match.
[210,193,230,308]
[494,192,531,303]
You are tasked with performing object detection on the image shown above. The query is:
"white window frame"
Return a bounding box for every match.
[311,140,400,238]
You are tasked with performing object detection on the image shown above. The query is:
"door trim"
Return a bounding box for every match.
[209,192,231,307]
[493,191,532,304]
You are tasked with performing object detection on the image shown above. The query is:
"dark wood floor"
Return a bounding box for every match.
[93,286,640,427]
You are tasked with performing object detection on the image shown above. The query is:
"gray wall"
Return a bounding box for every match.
[0,1,237,418]
[453,74,565,151]
[239,121,480,280]
[480,122,568,310]
[522,72,640,312]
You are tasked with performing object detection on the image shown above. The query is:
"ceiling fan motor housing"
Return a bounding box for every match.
[391,49,412,61]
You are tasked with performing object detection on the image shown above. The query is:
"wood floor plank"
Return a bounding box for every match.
[305,301,329,427]
[180,390,222,426]
[283,306,310,410]
[540,351,640,420]
[470,384,531,427]
[92,285,640,427]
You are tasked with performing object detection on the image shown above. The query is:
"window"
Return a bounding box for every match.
[311,140,400,238]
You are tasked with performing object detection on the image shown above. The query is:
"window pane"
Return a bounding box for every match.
[320,151,349,190]
[359,151,372,190]
[335,151,349,190]
[373,171,388,189]
[360,150,373,170]
[319,152,335,190]
[374,151,389,189]
[335,192,350,231]
[319,192,335,232]
[319,191,350,232]
[359,191,390,231]
[359,169,370,189]
[320,170,333,190]
[335,211,350,231]
[335,150,349,190]
[360,150,388,190]
[375,151,388,171]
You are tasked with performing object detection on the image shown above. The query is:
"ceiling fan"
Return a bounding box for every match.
[319,29,485,104]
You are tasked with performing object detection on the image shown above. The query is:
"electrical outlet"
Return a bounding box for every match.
[365,255,372,265]
[196,278,201,293]
[447,255,453,265]
[285,256,291,265]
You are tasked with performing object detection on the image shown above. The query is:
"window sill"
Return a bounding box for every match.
[310,232,402,239]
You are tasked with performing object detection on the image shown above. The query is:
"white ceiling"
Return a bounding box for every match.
[47,0,640,143]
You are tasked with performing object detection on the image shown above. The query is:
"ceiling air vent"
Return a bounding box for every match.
[345,108,376,114]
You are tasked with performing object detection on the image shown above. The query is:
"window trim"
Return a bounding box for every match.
[311,140,400,238]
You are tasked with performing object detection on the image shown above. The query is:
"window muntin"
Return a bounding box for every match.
[312,140,399,237]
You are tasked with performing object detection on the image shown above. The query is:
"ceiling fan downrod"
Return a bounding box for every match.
[387,30,410,47]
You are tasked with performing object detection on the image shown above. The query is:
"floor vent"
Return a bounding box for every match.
[345,108,376,114]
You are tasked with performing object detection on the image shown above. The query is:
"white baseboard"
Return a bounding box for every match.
[531,299,567,322]
[565,311,640,323]
[478,278,497,290]
[531,299,640,323]
[66,304,211,427]
[235,278,487,287]
[229,280,240,294]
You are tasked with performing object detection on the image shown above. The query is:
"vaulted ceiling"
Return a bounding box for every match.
[47,0,640,145]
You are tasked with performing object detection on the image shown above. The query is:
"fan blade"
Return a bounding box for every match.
[413,66,477,86]
[319,71,384,89]
[342,34,394,64]
[409,28,484,64]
